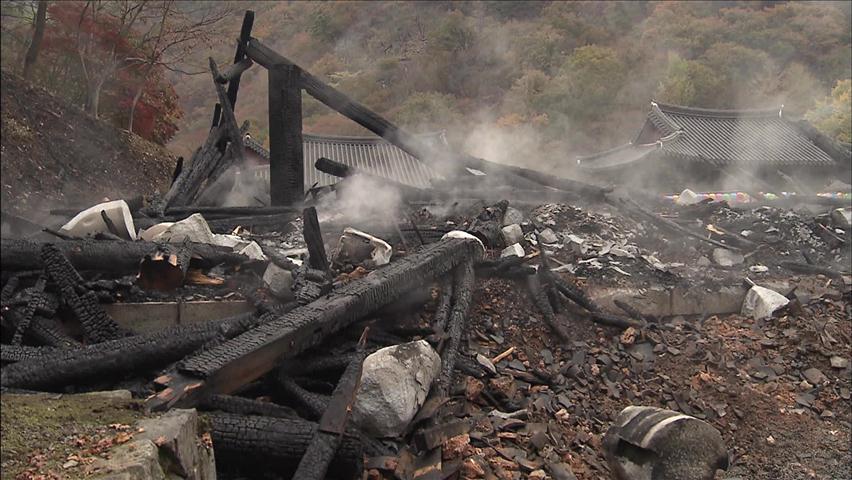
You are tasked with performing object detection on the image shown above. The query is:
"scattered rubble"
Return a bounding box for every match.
[2,10,850,480]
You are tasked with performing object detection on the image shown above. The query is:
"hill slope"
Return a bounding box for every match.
[1,70,176,219]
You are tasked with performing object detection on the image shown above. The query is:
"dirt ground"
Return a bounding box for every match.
[0,70,174,221]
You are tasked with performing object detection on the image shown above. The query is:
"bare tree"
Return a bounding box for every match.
[21,0,47,78]
[74,0,145,118]
[124,1,231,133]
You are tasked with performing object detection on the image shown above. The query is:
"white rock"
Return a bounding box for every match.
[352,340,441,437]
[501,243,525,258]
[538,228,559,244]
[502,207,524,227]
[335,227,393,267]
[712,248,744,267]
[501,224,524,245]
[155,213,215,244]
[741,285,789,320]
[211,234,249,250]
[262,263,293,299]
[139,222,175,242]
[675,188,702,206]
[239,241,267,261]
[60,199,136,240]
[749,265,769,273]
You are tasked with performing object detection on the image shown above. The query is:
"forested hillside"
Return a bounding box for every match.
[2,1,850,172]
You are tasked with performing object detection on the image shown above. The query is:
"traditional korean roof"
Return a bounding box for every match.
[242,132,445,188]
[578,102,850,170]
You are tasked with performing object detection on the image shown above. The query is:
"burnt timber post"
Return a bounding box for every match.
[211,10,255,128]
[268,63,304,205]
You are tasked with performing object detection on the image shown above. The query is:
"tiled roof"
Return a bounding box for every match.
[579,102,848,169]
[242,132,444,188]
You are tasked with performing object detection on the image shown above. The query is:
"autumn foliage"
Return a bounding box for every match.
[5,1,182,145]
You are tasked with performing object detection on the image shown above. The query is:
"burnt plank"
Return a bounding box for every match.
[147,237,482,411]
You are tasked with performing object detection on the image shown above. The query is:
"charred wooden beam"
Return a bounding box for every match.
[280,352,356,377]
[0,313,258,391]
[207,413,363,479]
[41,244,127,343]
[316,157,431,200]
[1,310,80,349]
[216,57,254,84]
[200,394,298,419]
[548,272,599,313]
[589,311,644,329]
[202,58,247,196]
[246,38,445,173]
[293,331,367,480]
[163,206,301,217]
[277,376,330,420]
[468,200,509,248]
[206,213,297,234]
[10,275,46,345]
[269,62,304,206]
[1,275,21,304]
[431,276,454,335]
[303,207,329,272]
[162,125,227,209]
[526,274,571,342]
[210,11,254,126]
[245,38,612,199]
[1,239,249,273]
[433,260,475,398]
[1,344,57,364]
[147,237,482,411]
[137,242,192,292]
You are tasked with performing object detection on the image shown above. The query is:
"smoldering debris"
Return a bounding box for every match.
[2,10,851,480]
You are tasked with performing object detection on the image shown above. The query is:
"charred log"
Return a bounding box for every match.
[467,200,509,248]
[10,275,46,345]
[526,275,571,342]
[1,344,57,364]
[207,413,363,479]
[293,332,367,480]
[433,260,475,398]
[200,394,298,419]
[431,276,454,335]
[303,206,329,272]
[0,313,258,391]
[2,239,249,273]
[41,245,126,343]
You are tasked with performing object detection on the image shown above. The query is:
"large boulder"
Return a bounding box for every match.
[351,340,441,437]
[603,406,728,480]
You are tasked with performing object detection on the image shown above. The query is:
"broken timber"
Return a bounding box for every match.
[293,330,368,480]
[0,313,259,391]
[208,413,363,479]
[268,61,304,205]
[1,239,249,273]
[146,236,482,411]
[433,260,477,398]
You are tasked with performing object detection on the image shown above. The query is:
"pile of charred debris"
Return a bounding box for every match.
[2,11,852,480]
